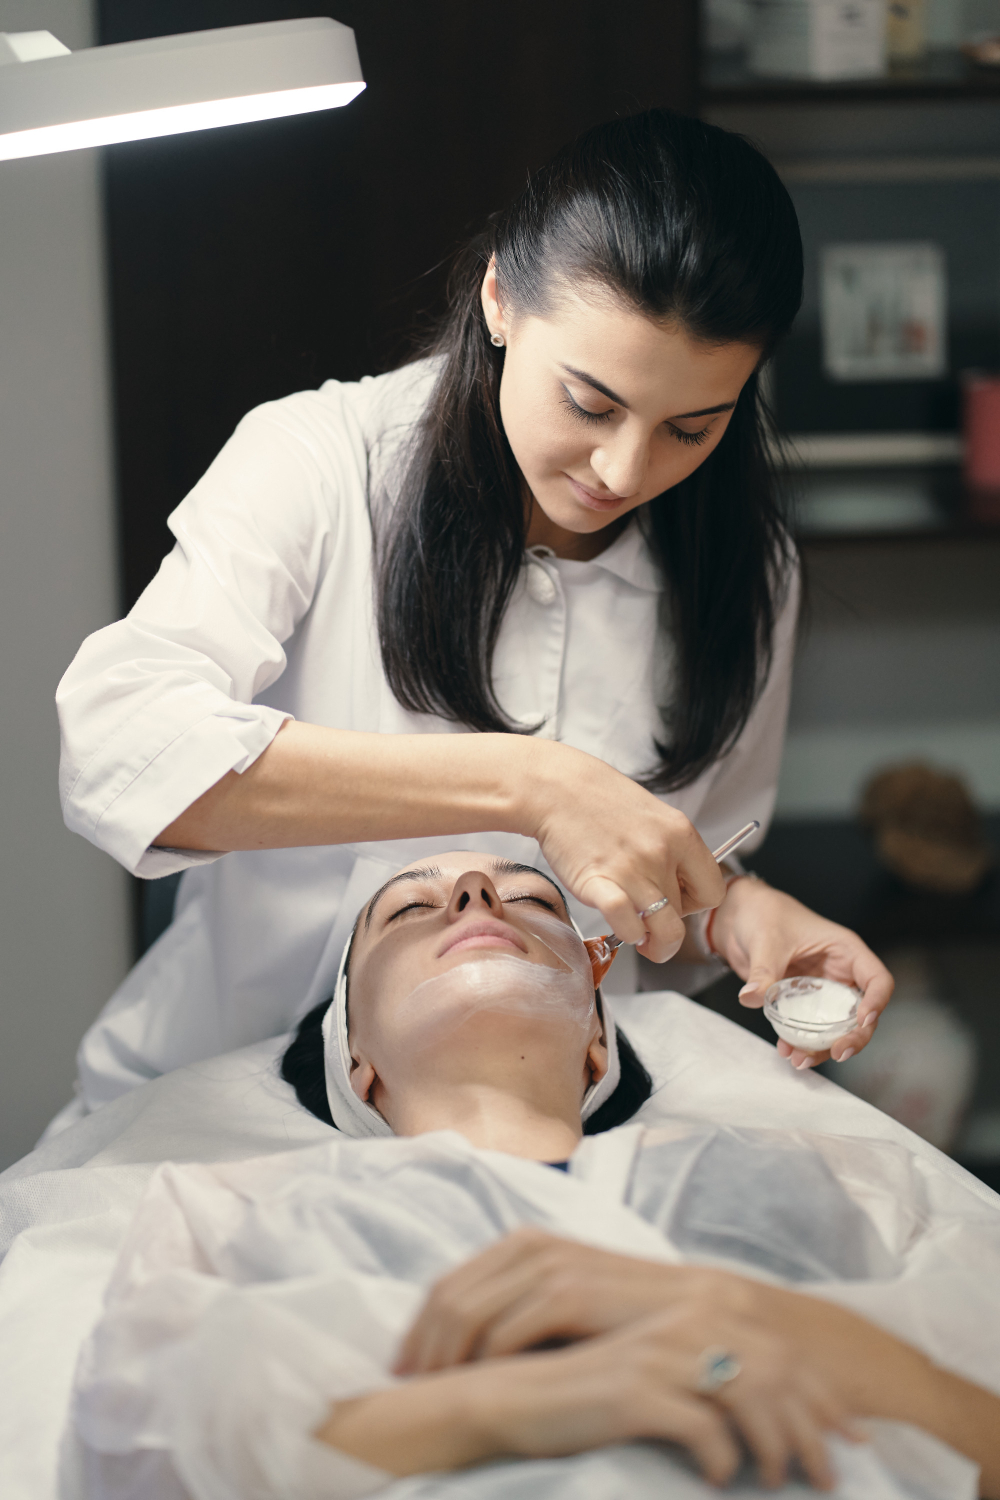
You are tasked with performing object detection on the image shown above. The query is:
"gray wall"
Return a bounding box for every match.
[0,0,130,1169]
[777,541,1000,817]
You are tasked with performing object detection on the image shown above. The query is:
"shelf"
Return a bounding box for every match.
[781,451,1000,542]
[703,48,1000,103]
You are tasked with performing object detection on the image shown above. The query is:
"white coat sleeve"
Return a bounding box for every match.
[691,559,802,857]
[57,395,363,878]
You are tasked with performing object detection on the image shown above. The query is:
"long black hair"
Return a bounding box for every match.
[376,109,802,790]
[281,998,653,1136]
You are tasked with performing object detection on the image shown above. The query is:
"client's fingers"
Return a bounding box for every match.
[399,1263,538,1373]
[726,1402,791,1490]
[642,1394,741,1488]
[397,1229,572,1373]
[783,1395,837,1491]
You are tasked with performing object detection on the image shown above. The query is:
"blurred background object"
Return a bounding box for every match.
[887,0,928,59]
[963,370,1000,497]
[834,947,976,1151]
[748,0,887,80]
[699,0,1000,1194]
[860,762,995,894]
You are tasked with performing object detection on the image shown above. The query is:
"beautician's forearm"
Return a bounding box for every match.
[761,1289,1000,1497]
[155,722,544,851]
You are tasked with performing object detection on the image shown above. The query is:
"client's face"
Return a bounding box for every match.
[346,853,608,1122]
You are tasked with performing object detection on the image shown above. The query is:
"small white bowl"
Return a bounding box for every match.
[763,976,860,1052]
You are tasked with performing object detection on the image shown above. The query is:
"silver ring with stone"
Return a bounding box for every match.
[696,1347,742,1394]
[637,895,671,919]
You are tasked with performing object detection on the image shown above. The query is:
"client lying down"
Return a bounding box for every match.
[73,853,1000,1500]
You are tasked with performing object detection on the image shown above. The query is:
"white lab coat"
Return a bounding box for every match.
[57,358,800,1111]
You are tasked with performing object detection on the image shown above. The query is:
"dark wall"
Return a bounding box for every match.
[98,1,698,609]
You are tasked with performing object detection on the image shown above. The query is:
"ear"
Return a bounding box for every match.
[480,256,508,340]
[584,1016,610,1090]
[349,1055,377,1104]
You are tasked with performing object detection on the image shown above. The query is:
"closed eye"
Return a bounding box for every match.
[503,892,561,914]
[561,391,615,425]
[668,424,711,447]
[386,899,440,923]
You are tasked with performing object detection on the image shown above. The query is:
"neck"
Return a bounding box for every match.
[381,1080,584,1161]
[525,491,629,561]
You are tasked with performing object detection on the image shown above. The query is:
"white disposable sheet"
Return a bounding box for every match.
[1,992,997,1500]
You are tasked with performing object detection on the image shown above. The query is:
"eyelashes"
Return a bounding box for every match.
[560,392,711,446]
[561,394,614,427]
[671,425,711,447]
[386,892,559,924]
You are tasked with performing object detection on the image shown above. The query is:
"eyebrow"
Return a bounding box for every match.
[362,859,569,933]
[560,364,737,421]
[364,866,442,932]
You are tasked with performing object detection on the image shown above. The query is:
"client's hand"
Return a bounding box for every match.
[360,1268,856,1490]
[497,1302,857,1490]
[396,1227,753,1372]
[708,876,894,1067]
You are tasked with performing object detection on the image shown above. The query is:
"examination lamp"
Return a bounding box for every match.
[0,17,364,162]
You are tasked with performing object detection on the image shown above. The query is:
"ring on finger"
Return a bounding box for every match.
[637,895,671,919]
[696,1347,742,1394]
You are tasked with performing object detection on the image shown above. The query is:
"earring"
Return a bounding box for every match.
[490,332,505,347]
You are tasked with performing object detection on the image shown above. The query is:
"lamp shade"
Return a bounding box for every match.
[0,17,364,161]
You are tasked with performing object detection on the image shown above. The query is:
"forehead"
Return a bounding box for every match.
[530,284,760,389]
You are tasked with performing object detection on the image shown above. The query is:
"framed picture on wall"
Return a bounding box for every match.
[820,241,948,382]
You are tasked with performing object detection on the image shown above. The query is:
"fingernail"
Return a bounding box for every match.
[863,1012,877,1027]
[794,1057,815,1071]
[837,1048,855,1063]
[738,983,759,1001]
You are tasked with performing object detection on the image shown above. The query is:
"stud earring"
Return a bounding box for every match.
[490,332,505,347]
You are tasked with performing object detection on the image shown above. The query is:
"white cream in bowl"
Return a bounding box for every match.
[763,976,860,1052]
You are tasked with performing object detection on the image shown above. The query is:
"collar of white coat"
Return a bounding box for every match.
[528,517,662,594]
[322,920,622,1140]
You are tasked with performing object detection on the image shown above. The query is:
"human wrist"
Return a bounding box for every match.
[507,735,572,840]
[694,870,758,962]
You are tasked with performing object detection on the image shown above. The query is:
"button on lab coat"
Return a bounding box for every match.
[57,359,800,1109]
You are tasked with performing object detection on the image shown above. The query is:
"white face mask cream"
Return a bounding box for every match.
[386,907,596,1056]
[763,977,860,1052]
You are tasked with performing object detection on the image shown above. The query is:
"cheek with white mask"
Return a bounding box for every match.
[372,908,597,1058]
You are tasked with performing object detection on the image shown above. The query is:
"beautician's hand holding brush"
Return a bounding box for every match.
[587,819,894,1072]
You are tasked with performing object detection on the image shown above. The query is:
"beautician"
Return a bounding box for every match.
[57,109,892,1112]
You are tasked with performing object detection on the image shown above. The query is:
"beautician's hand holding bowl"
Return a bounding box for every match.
[706,876,893,1068]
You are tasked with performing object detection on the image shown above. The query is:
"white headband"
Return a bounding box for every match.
[322,914,622,1140]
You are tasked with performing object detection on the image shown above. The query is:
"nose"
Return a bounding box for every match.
[590,427,649,498]
[445,869,504,922]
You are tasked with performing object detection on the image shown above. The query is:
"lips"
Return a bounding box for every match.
[565,475,630,510]
[437,919,528,959]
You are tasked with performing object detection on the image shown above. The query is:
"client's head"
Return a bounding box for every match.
[344,854,608,1142]
[282,852,652,1158]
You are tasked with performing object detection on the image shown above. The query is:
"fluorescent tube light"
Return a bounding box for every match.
[0,17,365,162]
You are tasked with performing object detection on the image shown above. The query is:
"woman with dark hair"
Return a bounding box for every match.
[57,109,892,1117]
